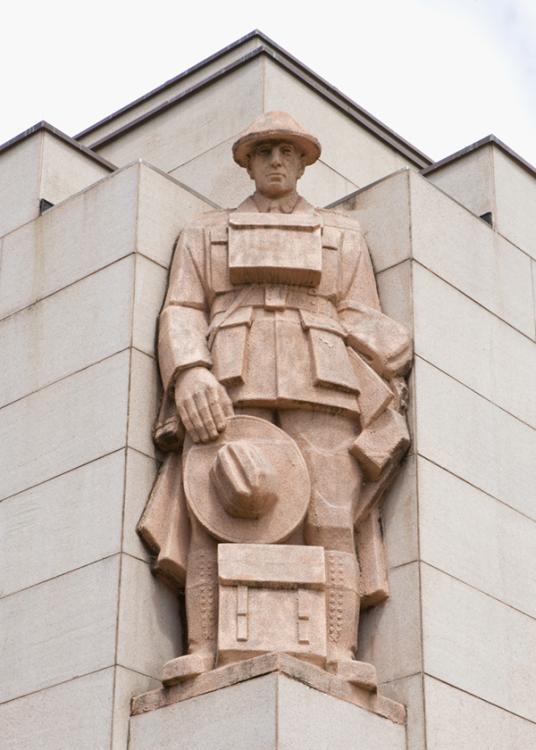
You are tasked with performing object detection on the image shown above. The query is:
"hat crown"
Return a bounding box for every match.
[211,440,279,520]
[239,111,312,140]
[232,111,321,167]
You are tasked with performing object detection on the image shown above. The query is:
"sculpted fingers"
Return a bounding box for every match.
[177,402,199,443]
[193,390,219,441]
[207,386,226,433]
[174,367,233,442]
[181,397,210,443]
[219,386,235,419]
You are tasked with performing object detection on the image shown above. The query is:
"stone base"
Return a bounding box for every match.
[130,653,405,749]
[162,652,215,685]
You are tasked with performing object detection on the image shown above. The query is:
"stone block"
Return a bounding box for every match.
[0,165,138,319]
[168,136,256,207]
[0,162,212,321]
[131,672,278,750]
[123,448,159,562]
[426,142,536,260]
[264,59,411,188]
[277,674,405,750]
[413,263,536,428]
[419,457,536,619]
[377,259,413,330]
[96,59,265,171]
[358,562,422,683]
[410,173,534,336]
[380,673,426,750]
[0,256,134,407]
[0,556,119,702]
[218,544,327,665]
[424,675,536,750]
[424,143,495,222]
[337,169,412,272]
[421,564,536,722]
[0,128,110,240]
[299,158,359,208]
[0,451,124,597]
[39,130,111,206]
[0,351,130,501]
[0,133,42,238]
[414,358,536,520]
[340,170,534,335]
[136,163,213,268]
[134,651,404,720]
[130,660,406,750]
[381,453,418,569]
[169,134,358,209]
[117,554,182,679]
[132,254,168,356]
[494,147,536,259]
[127,348,160,458]
[0,668,115,750]
[112,666,160,750]
[533,260,536,338]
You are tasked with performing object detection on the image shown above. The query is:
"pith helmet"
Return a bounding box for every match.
[232,111,321,168]
[183,415,310,544]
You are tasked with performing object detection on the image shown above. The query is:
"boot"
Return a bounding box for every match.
[325,549,377,692]
[162,542,218,686]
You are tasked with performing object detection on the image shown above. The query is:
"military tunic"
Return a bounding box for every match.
[157,193,411,432]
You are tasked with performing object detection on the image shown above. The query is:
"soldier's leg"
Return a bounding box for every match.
[162,515,218,685]
[164,408,275,685]
[180,409,274,652]
[185,516,219,659]
[278,411,373,685]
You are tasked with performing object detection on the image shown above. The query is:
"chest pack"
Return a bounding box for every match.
[227,212,322,287]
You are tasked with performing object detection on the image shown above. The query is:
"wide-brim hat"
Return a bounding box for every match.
[232,111,321,168]
[184,416,310,544]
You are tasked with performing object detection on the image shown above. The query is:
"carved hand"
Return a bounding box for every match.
[174,366,234,443]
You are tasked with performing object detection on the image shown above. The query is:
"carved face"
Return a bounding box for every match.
[246,140,306,198]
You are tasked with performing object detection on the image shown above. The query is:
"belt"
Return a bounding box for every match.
[211,286,339,320]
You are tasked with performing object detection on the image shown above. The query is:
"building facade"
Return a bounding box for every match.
[1,31,535,749]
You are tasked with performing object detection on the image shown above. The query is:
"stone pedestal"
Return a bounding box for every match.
[130,653,405,750]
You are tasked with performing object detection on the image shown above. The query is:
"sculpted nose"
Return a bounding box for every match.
[270,149,282,166]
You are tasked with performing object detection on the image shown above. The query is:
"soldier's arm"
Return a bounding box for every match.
[159,225,233,444]
[159,226,212,385]
[337,226,412,380]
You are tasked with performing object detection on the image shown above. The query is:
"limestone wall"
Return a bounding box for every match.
[337,161,536,749]
[0,147,213,748]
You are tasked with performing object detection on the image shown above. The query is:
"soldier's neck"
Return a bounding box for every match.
[253,190,300,214]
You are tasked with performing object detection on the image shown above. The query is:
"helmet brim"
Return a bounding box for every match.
[233,130,321,168]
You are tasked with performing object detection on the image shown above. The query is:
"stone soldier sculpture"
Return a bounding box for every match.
[138,112,412,687]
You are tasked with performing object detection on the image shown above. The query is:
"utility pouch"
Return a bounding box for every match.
[299,310,360,393]
[209,306,253,386]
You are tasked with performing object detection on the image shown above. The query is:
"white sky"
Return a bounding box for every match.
[2,0,535,166]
